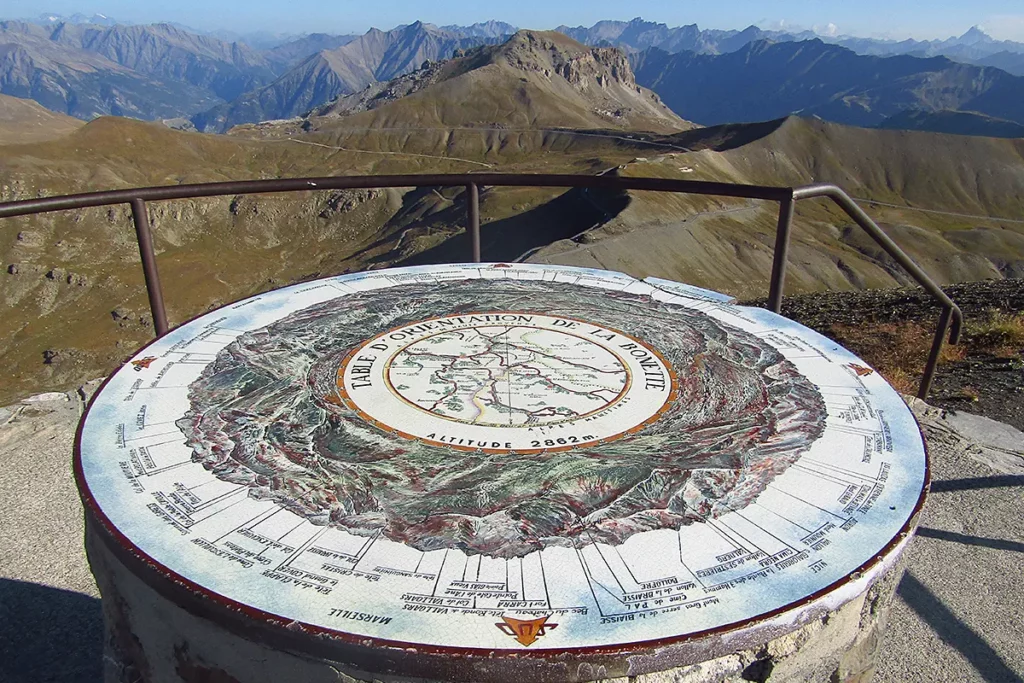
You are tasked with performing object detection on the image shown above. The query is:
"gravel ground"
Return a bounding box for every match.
[751,278,1024,431]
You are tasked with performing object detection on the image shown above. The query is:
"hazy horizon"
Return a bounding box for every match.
[5,1,1024,43]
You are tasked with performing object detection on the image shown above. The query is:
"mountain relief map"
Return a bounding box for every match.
[178,278,824,558]
[79,264,926,651]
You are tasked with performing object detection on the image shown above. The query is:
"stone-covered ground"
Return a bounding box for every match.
[750,278,1024,431]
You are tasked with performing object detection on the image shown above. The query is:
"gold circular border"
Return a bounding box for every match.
[383,323,633,427]
[332,312,679,454]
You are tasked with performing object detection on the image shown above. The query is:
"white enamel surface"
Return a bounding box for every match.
[79,263,925,651]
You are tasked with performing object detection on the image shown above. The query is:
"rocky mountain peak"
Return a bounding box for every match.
[498,30,639,91]
[959,26,992,44]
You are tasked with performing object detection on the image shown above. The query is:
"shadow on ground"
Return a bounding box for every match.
[0,578,102,683]
[397,186,628,266]
[897,571,1024,683]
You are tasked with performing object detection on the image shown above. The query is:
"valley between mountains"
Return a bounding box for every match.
[1,26,1023,405]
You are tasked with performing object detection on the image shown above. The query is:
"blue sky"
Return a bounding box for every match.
[12,1,1024,41]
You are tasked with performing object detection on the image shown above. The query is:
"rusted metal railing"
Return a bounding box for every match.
[0,174,961,399]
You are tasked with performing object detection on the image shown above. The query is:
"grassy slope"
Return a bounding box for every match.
[529,117,1024,298]
[0,94,84,145]
[5,54,1024,404]
[0,116,653,404]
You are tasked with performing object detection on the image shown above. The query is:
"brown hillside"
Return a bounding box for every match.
[309,30,689,134]
[0,114,655,405]
[4,107,1024,405]
[0,94,83,145]
[527,117,1024,297]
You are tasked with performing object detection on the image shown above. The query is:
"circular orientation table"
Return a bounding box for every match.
[77,264,927,683]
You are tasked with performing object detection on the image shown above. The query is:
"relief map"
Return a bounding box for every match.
[79,264,926,651]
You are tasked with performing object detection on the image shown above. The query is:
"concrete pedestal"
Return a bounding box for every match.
[86,512,918,683]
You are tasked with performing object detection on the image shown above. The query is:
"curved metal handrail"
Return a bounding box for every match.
[0,174,961,398]
[789,184,963,398]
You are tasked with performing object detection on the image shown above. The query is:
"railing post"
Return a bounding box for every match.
[918,306,954,400]
[767,193,795,314]
[130,198,169,337]
[466,183,481,263]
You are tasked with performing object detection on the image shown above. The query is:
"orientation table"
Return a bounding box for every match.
[76,264,927,682]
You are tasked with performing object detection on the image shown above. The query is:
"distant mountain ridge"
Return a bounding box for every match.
[834,25,1024,62]
[0,20,281,118]
[191,21,511,132]
[29,12,117,27]
[556,17,1024,65]
[304,30,687,133]
[632,39,1024,130]
[3,14,1024,138]
[555,17,814,55]
[0,18,504,126]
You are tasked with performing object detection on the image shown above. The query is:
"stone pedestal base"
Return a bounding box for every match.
[87,515,915,683]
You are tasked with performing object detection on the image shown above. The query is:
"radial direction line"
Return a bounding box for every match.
[574,544,627,610]
[802,458,878,482]
[277,518,307,543]
[431,549,449,597]
[136,418,184,427]
[754,502,813,533]
[700,517,743,551]
[827,424,883,437]
[816,385,869,393]
[124,430,181,443]
[710,517,771,557]
[144,460,193,476]
[250,507,284,531]
[583,528,626,592]
[613,545,641,584]
[520,557,528,602]
[677,530,706,589]
[769,485,848,521]
[213,505,278,543]
[277,526,327,571]
[724,504,799,552]
[793,464,856,487]
[192,489,249,522]
[351,529,381,569]
[194,485,247,511]
[539,553,551,606]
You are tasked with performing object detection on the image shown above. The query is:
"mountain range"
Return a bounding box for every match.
[0,20,509,124]
[555,17,1024,64]
[191,21,510,132]
[632,39,1024,129]
[3,15,1024,138]
[0,20,279,118]
[306,30,685,132]
[2,23,1024,403]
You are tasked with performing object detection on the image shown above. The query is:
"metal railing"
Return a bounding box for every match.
[0,174,962,399]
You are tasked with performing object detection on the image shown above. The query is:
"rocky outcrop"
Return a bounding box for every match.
[312,30,682,130]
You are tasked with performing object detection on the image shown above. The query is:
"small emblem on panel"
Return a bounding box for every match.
[847,363,874,377]
[496,615,558,646]
[131,357,157,371]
